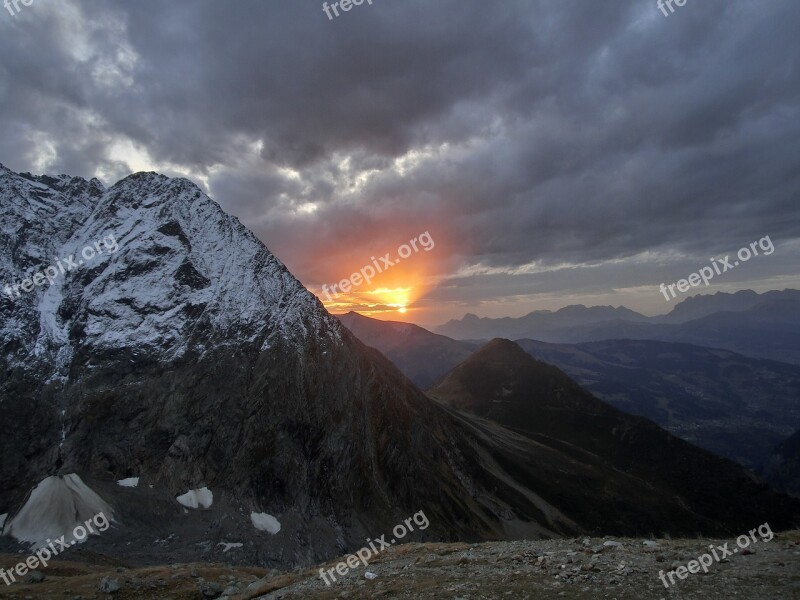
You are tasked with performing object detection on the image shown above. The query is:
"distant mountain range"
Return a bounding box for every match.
[658,289,784,323]
[435,290,800,364]
[339,312,800,477]
[436,304,649,340]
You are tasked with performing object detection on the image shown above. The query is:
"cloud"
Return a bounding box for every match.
[0,0,798,319]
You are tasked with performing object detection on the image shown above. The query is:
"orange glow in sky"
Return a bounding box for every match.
[314,231,446,321]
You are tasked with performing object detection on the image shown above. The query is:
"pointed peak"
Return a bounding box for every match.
[478,338,531,357]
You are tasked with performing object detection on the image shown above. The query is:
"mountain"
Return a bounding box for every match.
[429,339,799,533]
[337,311,477,388]
[0,165,549,565]
[435,290,800,364]
[436,305,648,340]
[660,289,765,323]
[516,339,800,471]
[1,164,797,569]
[565,296,800,363]
[339,313,800,471]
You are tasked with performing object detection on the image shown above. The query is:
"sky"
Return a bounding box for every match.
[0,0,798,327]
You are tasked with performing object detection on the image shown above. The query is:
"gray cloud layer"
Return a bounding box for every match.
[1,0,798,320]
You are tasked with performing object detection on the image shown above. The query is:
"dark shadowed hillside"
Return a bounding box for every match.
[340,314,800,473]
[517,338,800,471]
[429,339,800,534]
[766,430,800,496]
[337,311,477,389]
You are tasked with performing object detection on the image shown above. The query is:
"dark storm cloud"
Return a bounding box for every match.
[0,0,797,317]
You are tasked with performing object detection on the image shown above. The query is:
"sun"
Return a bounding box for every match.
[397,306,407,314]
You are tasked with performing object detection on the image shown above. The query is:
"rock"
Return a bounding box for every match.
[365,571,378,580]
[643,540,660,550]
[24,570,45,583]
[99,577,121,594]
[246,579,267,592]
[200,582,223,598]
[603,540,622,548]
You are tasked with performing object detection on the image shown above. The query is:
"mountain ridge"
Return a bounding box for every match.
[429,339,800,532]
[338,312,800,473]
[433,289,800,363]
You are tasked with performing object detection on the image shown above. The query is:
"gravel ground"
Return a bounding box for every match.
[248,530,800,600]
[1,531,798,599]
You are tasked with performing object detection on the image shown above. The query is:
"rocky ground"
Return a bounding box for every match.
[1,531,799,600]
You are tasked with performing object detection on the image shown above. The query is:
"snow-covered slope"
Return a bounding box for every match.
[1,167,337,383]
[0,165,103,379]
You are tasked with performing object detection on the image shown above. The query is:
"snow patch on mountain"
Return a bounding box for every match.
[176,487,213,509]
[3,474,114,549]
[251,512,281,534]
[117,477,139,488]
